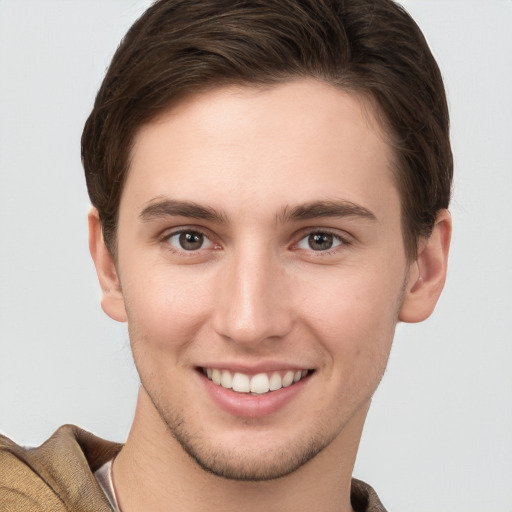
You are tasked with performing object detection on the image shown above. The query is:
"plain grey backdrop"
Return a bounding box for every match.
[1,1,511,510]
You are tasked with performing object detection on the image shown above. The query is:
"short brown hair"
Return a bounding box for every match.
[82,0,452,259]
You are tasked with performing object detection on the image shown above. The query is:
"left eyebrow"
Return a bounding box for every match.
[278,200,377,223]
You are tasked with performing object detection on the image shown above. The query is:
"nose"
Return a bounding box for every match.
[212,246,294,347]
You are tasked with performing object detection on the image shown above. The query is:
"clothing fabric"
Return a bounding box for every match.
[94,460,120,511]
[0,425,121,512]
[1,425,387,511]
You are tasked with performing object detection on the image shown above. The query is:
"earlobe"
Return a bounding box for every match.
[88,208,127,322]
[399,209,452,323]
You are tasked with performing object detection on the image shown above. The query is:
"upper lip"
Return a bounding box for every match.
[197,362,313,375]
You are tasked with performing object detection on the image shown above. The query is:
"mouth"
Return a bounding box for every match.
[200,367,312,395]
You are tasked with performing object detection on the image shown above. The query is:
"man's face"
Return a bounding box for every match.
[111,80,413,480]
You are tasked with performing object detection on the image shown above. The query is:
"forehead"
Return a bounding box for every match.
[122,79,398,221]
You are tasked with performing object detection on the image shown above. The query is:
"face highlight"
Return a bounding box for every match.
[108,80,413,480]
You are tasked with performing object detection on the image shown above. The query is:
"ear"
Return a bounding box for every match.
[399,209,452,323]
[88,208,127,322]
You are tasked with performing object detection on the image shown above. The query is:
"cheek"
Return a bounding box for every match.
[299,264,404,358]
[316,295,397,371]
[121,267,215,352]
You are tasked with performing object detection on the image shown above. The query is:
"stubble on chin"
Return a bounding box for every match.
[143,383,334,482]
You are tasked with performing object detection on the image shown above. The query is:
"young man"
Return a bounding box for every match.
[0,0,452,510]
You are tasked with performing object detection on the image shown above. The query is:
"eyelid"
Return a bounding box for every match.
[159,225,221,254]
[296,233,343,250]
[157,224,352,255]
[291,227,352,252]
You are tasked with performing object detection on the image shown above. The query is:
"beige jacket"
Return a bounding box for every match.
[0,425,387,511]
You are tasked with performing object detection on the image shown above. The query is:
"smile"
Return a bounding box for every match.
[201,368,310,395]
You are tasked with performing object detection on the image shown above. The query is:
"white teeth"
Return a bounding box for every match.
[212,369,221,385]
[282,371,294,387]
[232,372,250,393]
[220,370,232,389]
[205,368,309,394]
[250,373,270,394]
[269,372,282,391]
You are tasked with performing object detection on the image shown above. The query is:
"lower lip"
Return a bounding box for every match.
[200,371,310,419]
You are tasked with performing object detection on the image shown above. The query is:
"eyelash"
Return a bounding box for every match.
[161,227,218,255]
[159,227,350,256]
[292,229,349,255]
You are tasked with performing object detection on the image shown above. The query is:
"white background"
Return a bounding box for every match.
[0,1,511,510]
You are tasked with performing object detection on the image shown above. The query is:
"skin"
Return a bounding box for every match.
[90,79,451,512]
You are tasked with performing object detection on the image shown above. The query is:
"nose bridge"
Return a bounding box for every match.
[213,242,292,346]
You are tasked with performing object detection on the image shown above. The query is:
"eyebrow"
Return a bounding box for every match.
[139,199,228,223]
[278,200,377,223]
[139,198,376,225]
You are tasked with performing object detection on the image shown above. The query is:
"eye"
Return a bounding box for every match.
[166,230,215,251]
[296,232,344,251]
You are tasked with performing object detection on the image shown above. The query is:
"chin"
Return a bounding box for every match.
[176,434,330,481]
[157,401,333,481]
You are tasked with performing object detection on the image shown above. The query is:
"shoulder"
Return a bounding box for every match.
[351,478,388,512]
[0,425,122,512]
[1,430,63,511]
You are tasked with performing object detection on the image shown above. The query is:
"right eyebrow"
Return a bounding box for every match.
[139,198,228,224]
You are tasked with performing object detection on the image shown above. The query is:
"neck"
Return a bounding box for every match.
[113,388,367,512]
